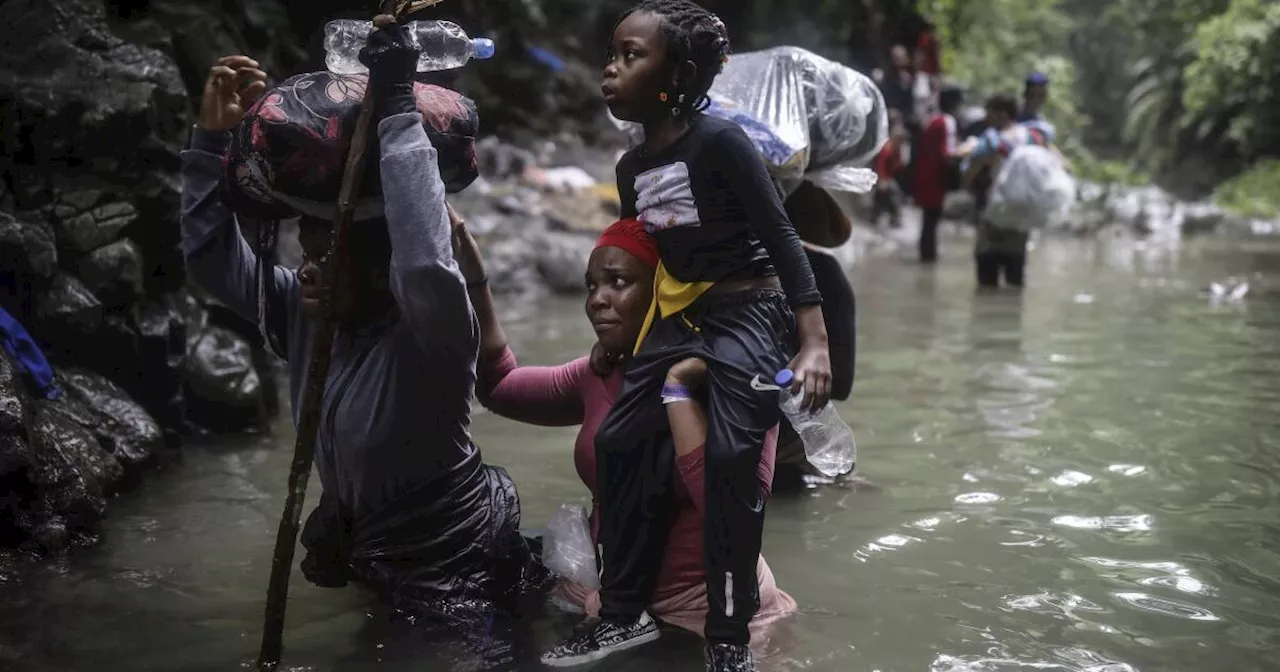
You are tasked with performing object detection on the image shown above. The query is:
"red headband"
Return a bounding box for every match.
[595,218,659,269]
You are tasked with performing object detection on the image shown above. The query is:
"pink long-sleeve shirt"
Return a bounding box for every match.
[477,346,777,600]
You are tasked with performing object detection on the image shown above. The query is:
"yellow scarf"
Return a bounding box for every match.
[633,261,715,355]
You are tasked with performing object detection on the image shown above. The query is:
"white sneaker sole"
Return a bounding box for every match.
[540,627,661,667]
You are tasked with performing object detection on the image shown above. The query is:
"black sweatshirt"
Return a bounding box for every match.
[617,115,822,308]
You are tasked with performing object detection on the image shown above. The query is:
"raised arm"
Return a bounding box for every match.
[376,114,477,356]
[363,18,476,357]
[181,57,295,354]
[449,208,586,426]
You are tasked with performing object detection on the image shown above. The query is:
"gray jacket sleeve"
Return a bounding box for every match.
[376,112,478,357]
[180,128,296,355]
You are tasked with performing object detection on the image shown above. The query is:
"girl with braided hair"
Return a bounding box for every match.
[542,2,831,670]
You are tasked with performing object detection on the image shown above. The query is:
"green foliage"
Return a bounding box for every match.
[1181,0,1280,159]
[1070,153,1151,187]
[1213,160,1280,218]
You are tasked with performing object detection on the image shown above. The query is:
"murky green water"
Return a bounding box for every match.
[4,232,1280,671]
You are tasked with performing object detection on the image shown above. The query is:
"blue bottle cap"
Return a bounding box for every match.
[774,369,795,387]
[472,38,496,60]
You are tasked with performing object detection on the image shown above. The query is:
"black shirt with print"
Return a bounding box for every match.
[616,114,822,308]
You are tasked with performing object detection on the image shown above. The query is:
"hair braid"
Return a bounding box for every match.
[614,0,732,115]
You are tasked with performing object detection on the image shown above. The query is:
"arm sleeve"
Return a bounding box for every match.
[674,425,780,515]
[806,248,856,400]
[710,125,822,307]
[476,345,587,427]
[616,153,639,219]
[180,128,295,355]
[376,112,478,357]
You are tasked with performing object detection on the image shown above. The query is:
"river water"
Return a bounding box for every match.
[3,231,1279,672]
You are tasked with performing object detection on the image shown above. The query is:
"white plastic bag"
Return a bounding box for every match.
[542,503,599,589]
[986,144,1077,232]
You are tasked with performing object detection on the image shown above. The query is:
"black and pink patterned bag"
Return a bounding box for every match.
[222,72,480,221]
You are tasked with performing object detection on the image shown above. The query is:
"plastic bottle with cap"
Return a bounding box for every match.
[324,19,496,76]
[774,368,856,477]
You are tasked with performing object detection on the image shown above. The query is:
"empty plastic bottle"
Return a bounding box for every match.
[774,368,855,477]
[324,19,496,76]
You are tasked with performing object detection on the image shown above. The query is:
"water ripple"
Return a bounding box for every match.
[1051,515,1153,533]
[1111,592,1221,621]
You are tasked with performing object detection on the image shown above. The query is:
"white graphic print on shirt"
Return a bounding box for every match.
[634,161,700,232]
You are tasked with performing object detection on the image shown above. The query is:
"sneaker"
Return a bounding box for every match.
[704,642,757,672]
[540,612,660,667]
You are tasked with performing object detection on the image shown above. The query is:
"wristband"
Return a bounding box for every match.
[661,383,692,405]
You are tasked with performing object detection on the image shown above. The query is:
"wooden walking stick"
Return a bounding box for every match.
[256,1,447,670]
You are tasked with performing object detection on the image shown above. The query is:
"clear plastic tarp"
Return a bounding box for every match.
[541,503,599,589]
[986,144,1077,232]
[612,46,888,196]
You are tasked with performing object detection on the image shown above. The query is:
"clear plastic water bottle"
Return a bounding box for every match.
[324,19,496,76]
[774,368,856,477]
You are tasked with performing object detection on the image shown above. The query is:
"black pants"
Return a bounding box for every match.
[920,207,942,262]
[595,289,795,646]
[975,252,1026,288]
[872,188,901,227]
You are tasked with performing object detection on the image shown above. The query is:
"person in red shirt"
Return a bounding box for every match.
[872,110,908,228]
[916,20,941,75]
[910,84,964,262]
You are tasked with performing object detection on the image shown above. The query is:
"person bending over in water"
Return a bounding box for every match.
[452,215,797,648]
[544,2,832,670]
[181,26,535,636]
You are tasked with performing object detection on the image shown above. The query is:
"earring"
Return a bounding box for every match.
[678,94,685,104]
[659,91,669,102]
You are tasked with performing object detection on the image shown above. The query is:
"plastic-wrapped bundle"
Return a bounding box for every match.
[222,72,480,222]
[612,47,888,195]
[985,145,1077,232]
[541,503,599,589]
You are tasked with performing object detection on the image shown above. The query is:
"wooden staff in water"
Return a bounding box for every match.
[256,2,447,670]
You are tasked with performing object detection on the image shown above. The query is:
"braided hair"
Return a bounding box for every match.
[614,0,732,115]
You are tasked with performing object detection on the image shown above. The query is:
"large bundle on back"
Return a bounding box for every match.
[221,71,480,221]
[614,46,888,196]
[985,144,1077,232]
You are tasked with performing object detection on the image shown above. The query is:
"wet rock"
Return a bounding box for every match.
[541,191,616,233]
[1181,202,1228,236]
[34,273,103,348]
[28,396,124,533]
[0,0,189,171]
[76,239,142,309]
[57,368,162,470]
[136,300,188,444]
[533,231,597,295]
[0,211,58,280]
[477,137,539,181]
[53,200,138,256]
[184,324,263,432]
[483,235,545,297]
[0,352,31,480]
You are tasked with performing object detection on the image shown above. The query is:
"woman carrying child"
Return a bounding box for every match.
[541,2,832,671]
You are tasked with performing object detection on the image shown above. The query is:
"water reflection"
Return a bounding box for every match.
[2,236,1280,671]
